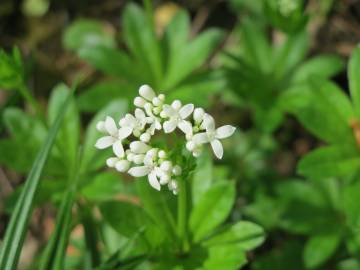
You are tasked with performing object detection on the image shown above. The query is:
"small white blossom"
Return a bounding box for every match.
[193,114,236,159]
[162,100,194,134]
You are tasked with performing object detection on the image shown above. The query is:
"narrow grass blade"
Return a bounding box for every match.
[0,87,74,270]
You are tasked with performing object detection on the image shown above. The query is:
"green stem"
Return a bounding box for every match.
[177,177,190,252]
[18,84,42,116]
[143,0,154,30]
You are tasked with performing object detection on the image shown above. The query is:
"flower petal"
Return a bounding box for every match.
[163,119,177,133]
[135,108,145,119]
[113,141,125,157]
[139,85,156,101]
[211,139,223,159]
[148,171,161,191]
[95,136,115,149]
[105,116,118,136]
[179,104,194,119]
[162,104,177,117]
[216,125,236,139]
[201,114,215,132]
[130,141,151,154]
[193,133,209,144]
[178,120,192,135]
[128,166,151,177]
[119,126,132,139]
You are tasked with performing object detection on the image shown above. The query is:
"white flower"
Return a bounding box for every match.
[119,109,153,137]
[161,100,194,134]
[95,116,132,157]
[193,114,236,159]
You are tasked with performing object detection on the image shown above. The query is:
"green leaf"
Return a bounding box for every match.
[122,3,163,86]
[292,55,344,83]
[303,233,341,269]
[349,45,360,118]
[202,244,248,270]
[48,83,80,170]
[204,221,265,250]
[78,47,146,82]
[100,201,149,238]
[81,172,125,202]
[189,181,235,242]
[63,19,115,51]
[0,47,24,89]
[343,181,360,229]
[163,27,223,89]
[284,79,354,144]
[298,144,360,179]
[81,99,128,173]
[0,86,73,270]
[77,80,135,113]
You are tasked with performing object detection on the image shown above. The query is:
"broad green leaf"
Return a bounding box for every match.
[0,87,73,270]
[239,19,272,73]
[337,259,360,270]
[48,83,80,170]
[81,172,125,202]
[189,181,235,242]
[204,221,265,250]
[191,150,213,206]
[100,201,149,238]
[303,233,341,269]
[285,79,354,144]
[63,19,115,51]
[77,80,135,113]
[78,47,146,82]
[292,55,344,83]
[81,99,128,173]
[343,181,360,229]
[122,3,163,86]
[349,45,360,118]
[298,144,360,179]
[202,244,247,270]
[163,29,223,89]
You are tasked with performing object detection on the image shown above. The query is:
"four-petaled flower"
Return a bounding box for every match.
[193,114,236,159]
[162,100,194,134]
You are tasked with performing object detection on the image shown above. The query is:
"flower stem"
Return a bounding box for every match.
[177,177,190,253]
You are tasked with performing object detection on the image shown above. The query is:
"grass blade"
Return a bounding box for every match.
[0,86,74,270]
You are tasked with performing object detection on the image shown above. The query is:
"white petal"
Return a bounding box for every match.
[211,139,223,159]
[171,100,182,110]
[134,96,146,107]
[163,119,177,133]
[216,125,236,139]
[193,108,205,123]
[179,104,194,119]
[135,108,146,119]
[201,114,215,132]
[118,126,132,140]
[162,105,177,117]
[178,120,192,134]
[95,136,115,149]
[128,166,151,177]
[193,133,209,144]
[115,160,130,172]
[148,171,161,191]
[113,141,125,157]
[139,85,156,101]
[105,116,118,136]
[130,141,151,154]
[96,121,106,132]
[106,157,118,167]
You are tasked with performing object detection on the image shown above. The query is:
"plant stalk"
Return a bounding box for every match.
[18,84,42,116]
[177,177,190,252]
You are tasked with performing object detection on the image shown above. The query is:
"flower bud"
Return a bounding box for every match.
[160,160,172,172]
[127,152,135,162]
[140,132,151,143]
[96,121,106,132]
[186,141,196,151]
[134,96,146,107]
[160,174,170,184]
[130,141,151,154]
[160,110,167,118]
[153,106,162,115]
[106,157,118,167]
[158,150,166,159]
[115,160,130,172]
[139,85,156,101]
[152,97,161,106]
[158,94,165,101]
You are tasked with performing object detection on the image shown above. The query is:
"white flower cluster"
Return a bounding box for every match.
[95,85,236,194]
